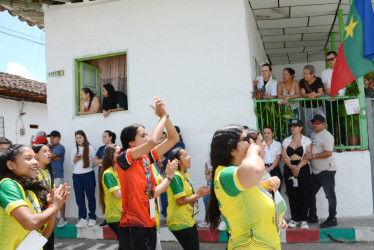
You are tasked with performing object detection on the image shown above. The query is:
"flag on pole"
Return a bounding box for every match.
[331,0,374,98]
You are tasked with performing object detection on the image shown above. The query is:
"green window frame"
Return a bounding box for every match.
[74,51,127,116]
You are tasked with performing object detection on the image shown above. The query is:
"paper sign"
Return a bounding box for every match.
[149,198,156,219]
[344,98,360,115]
[16,230,47,250]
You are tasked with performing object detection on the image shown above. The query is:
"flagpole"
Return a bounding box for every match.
[338,1,368,148]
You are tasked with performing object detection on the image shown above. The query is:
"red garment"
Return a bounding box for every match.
[116,148,159,228]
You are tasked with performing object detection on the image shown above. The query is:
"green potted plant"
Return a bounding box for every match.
[345,80,360,96]
[254,101,295,141]
[252,88,264,100]
[338,105,360,146]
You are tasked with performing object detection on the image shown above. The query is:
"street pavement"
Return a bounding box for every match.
[55,238,374,249]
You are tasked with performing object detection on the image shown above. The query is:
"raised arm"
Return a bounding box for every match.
[236,144,265,189]
[130,97,169,160]
[154,119,179,157]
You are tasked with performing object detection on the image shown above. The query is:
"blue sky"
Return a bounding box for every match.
[0,11,46,82]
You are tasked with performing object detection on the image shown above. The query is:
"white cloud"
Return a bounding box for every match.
[6,62,38,81]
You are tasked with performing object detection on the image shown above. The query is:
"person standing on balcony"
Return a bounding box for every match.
[308,114,338,228]
[322,51,347,146]
[300,65,324,137]
[253,63,278,99]
[277,68,301,120]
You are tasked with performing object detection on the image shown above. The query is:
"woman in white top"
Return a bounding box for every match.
[263,126,283,192]
[277,68,301,121]
[282,120,312,230]
[71,130,97,227]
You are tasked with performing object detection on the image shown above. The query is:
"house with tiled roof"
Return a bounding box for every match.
[0,72,48,144]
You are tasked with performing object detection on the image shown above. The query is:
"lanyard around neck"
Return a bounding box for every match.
[182,172,195,194]
[26,191,42,213]
[143,158,154,199]
[39,168,51,192]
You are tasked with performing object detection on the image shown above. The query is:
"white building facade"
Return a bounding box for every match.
[43,0,372,221]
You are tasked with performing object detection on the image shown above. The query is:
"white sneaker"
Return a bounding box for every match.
[218,221,226,231]
[198,221,210,228]
[288,220,299,228]
[88,219,96,227]
[75,218,87,228]
[57,218,68,228]
[300,221,309,230]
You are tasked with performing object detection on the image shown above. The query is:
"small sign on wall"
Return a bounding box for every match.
[344,98,360,115]
[48,70,64,77]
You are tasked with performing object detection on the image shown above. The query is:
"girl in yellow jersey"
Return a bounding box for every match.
[0,144,70,249]
[33,143,55,250]
[206,125,287,250]
[167,147,210,250]
[99,144,122,248]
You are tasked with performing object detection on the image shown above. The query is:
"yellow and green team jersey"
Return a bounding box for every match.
[102,167,122,223]
[151,164,163,230]
[215,165,280,250]
[166,170,195,231]
[0,178,42,249]
[38,167,54,192]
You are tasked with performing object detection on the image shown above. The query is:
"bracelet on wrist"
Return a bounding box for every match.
[166,176,172,182]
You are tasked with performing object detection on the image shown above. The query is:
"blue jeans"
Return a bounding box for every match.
[203,180,212,211]
[309,171,337,220]
[160,192,168,217]
[73,171,97,220]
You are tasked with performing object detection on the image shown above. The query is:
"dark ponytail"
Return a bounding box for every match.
[104,130,117,144]
[206,125,243,231]
[81,88,94,110]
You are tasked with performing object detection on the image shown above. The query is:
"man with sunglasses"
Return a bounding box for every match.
[321,51,346,146]
[308,114,338,228]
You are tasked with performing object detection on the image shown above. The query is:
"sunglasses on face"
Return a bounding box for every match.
[239,134,251,142]
[312,121,321,125]
[326,57,336,62]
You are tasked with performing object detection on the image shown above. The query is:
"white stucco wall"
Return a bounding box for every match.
[44,0,266,220]
[43,0,373,222]
[0,98,48,145]
[272,61,326,83]
[281,151,373,220]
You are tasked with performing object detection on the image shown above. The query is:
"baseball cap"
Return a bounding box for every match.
[47,130,61,137]
[311,114,326,123]
[288,119,303,127]
[36,131,47,138]
[32,136,48,145]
